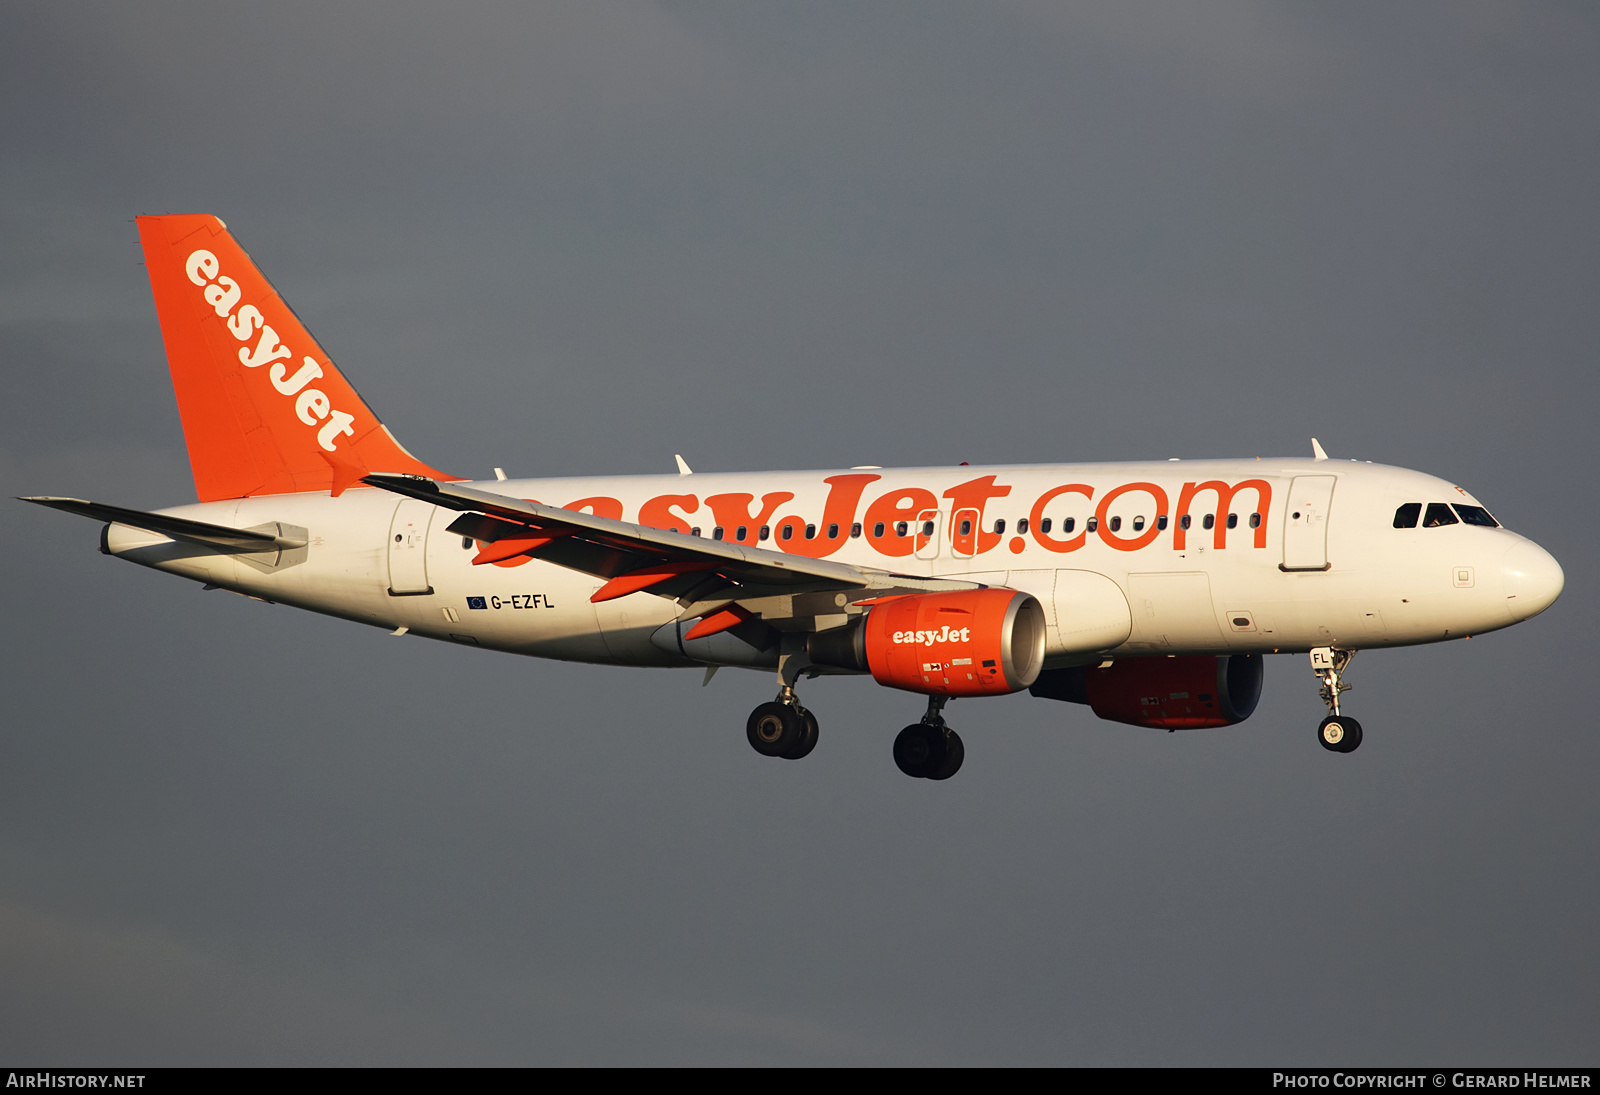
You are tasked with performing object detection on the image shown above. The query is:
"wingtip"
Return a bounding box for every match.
[19,495,91,508]
[1311,438,1329,461]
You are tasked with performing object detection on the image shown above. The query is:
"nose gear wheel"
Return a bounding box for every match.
[1318,715,1363,753]
[1310,647,1363,753]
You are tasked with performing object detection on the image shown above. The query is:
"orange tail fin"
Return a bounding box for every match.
[137,214,456,500]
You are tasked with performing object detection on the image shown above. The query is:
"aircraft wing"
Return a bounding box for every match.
[20,496,306,552]
[362,474,978,631]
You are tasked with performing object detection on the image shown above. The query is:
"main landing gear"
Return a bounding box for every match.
[1311,646,1363,753]
[740,649,964,779]
[893,695,965,781]
[745,646,821,762]
[745,686,819,761]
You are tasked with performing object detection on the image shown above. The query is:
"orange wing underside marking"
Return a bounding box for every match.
[591,561,720,603]
[683,605,753,641]
[137,214,457,501]
[473,533,567,566]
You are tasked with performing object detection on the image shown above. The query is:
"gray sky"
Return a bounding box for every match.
[2,1,1596,1065]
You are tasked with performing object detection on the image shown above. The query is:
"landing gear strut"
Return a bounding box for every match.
[1311,646,1363,753]
[893,695,965,780]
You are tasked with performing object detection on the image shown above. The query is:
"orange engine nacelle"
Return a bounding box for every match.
[1029,654,1264,730]
[855,589,1047,697]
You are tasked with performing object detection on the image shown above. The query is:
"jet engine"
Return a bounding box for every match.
[1029,654,1263,730]
[809,589,1046,696]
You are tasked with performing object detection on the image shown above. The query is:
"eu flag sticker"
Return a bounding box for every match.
[466,596,488,610]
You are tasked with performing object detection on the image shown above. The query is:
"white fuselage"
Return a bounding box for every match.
[102,458,1563,672]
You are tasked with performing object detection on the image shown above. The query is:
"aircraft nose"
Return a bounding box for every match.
[1502,539,1564,622]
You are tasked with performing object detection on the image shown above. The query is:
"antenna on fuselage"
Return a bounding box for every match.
[1311,438,1329,461]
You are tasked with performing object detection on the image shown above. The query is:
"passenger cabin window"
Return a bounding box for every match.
[993,518,1006,535]
[959,518,972,536]
[1203,514,1215,530]
[1179,514,1191,530]
[1109,516,1122,532]
[1063,517,1075,533]
[1017,517,1029,534]
[895,521,908,537]
[827,523,839,539]
[1453,504,1499,528]
[851,522,862,538]
[921,520,934,536]
[805,524,817,539]
[873,522,886,538]
[1086,516,1098,532]
[736,526,748,542]
[712,527,724,541]
[759,525,770,541]
[462,536,474,550]
[1393,503,1421,529]
[1157,515,1168,531]
[1423,502,1459,528]
[690,527,702,537]
[781,525,794,541]
[1132,516,1145,532]
[1226,514,1238,529]
[1040,517,1052,534]
[1249,513,1260,529]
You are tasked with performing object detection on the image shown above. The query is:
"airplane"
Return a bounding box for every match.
[21,214,1566,780]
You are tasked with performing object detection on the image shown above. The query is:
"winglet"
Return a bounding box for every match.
[675,454,693,476]
[1311,438,1329,462]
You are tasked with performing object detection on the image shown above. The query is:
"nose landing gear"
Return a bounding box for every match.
[1311,647,1363,753]
[893,695,965,780]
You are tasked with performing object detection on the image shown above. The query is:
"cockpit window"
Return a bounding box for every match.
[1423,502,1459,528]
[1393,503,1421,529]
[1452,504,1499,528]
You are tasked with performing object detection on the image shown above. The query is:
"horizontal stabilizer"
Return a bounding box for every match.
[20,497,306,552]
